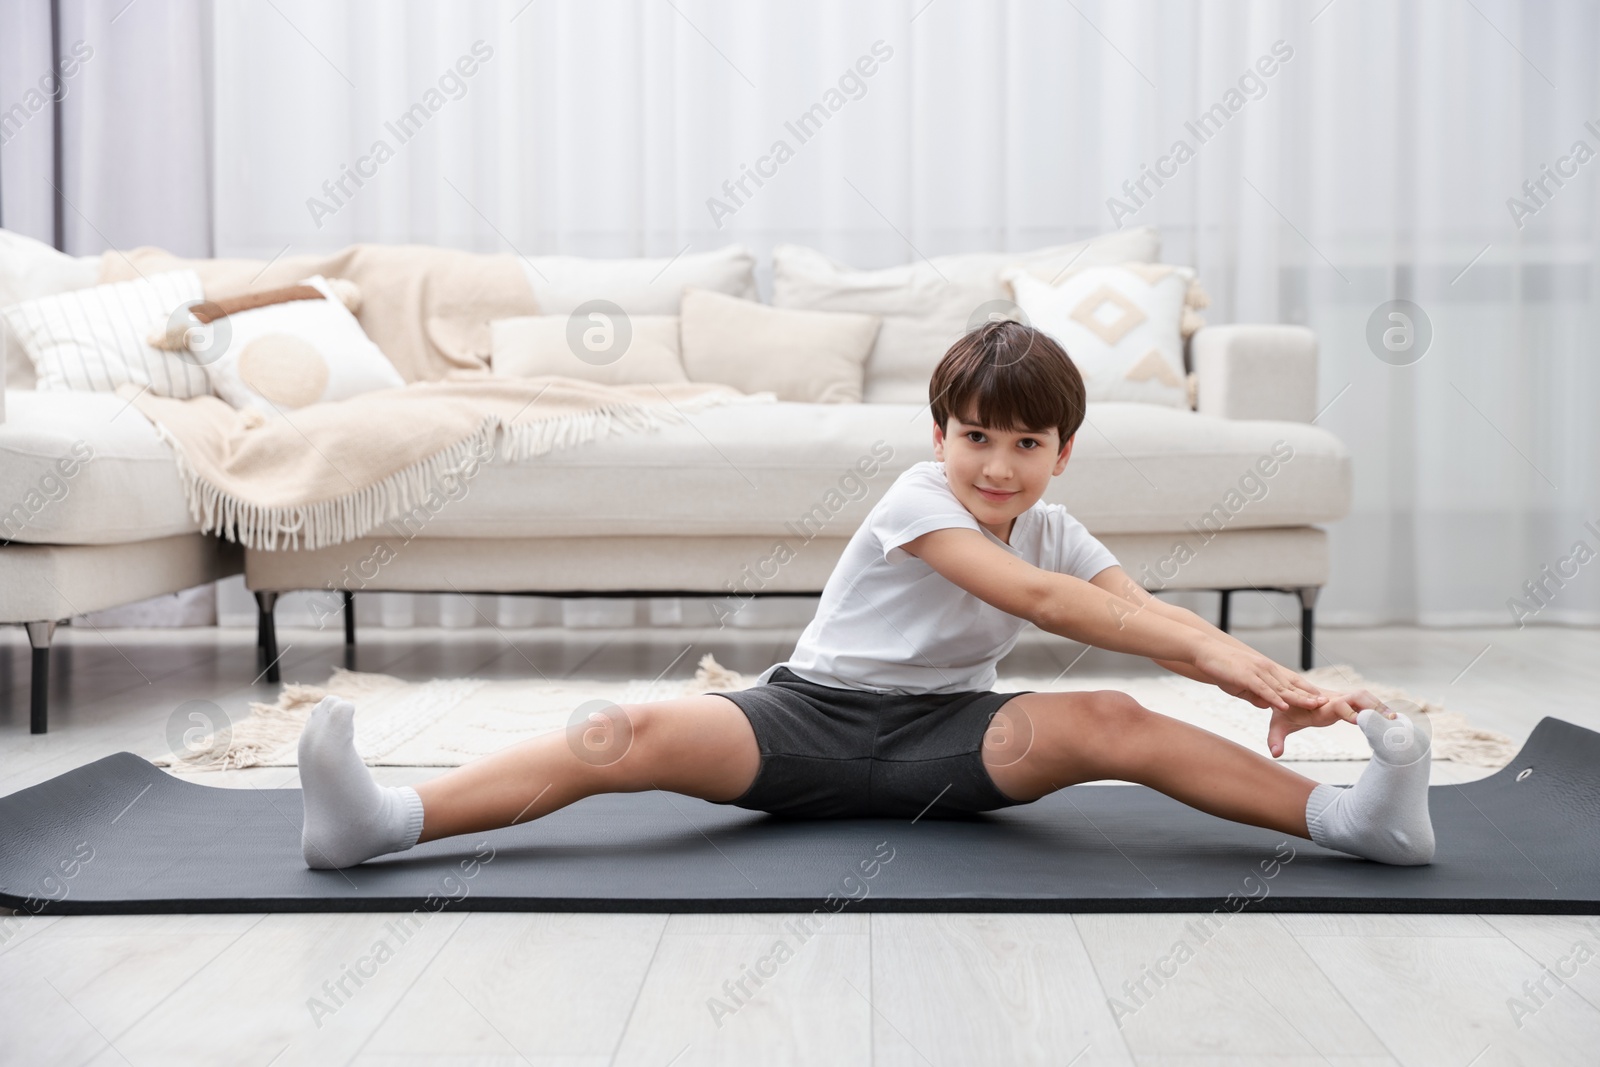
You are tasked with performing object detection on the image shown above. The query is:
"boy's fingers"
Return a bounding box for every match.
[1338,688,1395,719]
[1267,667,1325,706]
[1283,686,1325,709]
[1355,689,1396,718]
[1266,720,1290,757]
[1266,671,1321,706]
[1231,687,1260,707]
[1285,675,1326,703]
[1256,676,1288,709]
[1326,692,1366,724]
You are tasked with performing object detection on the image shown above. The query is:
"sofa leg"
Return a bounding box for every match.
[1217,589,1233,634]
[255,592,281,683]
[26,621,56,734]
[1295,586,1320,670]
[342,590,357,669]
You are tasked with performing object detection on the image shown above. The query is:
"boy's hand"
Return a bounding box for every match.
[1264,685,1396,758]
[1193,638,1327,713]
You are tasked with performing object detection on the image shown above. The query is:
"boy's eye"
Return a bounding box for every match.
[964,431,1041,448]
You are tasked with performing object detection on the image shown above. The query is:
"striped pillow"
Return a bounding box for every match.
[1,270,210,397]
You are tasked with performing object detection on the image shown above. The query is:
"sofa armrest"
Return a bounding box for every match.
[1193,324,1318,422]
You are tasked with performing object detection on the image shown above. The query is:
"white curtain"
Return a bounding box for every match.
[0,0,211,253]
[0,1,58,242]
[7,0,1597,629]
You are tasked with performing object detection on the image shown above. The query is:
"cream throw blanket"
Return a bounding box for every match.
[99,242,537,382]
[102,241,777,549]
[127,374,776,550]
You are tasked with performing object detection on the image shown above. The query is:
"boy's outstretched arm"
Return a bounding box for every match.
[1085,565,1279,684]
[902,530,1326,713]
[1084,565,1398,755]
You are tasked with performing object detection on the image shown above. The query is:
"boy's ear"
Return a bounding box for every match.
[931,417,946,461]
[1053,433,1076,474]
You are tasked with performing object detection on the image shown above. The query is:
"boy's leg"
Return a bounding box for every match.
[982,689,1434,864]
[982,689,1319,838]
[411,693,759,842]
[298,692,759,867]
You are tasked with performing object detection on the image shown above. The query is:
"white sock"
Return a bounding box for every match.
[298,695,425,869]
[1304,707,1435,865]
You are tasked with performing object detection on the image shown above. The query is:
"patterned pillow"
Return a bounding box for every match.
[772,228,1162,405]
[182,275,405,414]
[1,269,210,397]
[1004,262,1198,408]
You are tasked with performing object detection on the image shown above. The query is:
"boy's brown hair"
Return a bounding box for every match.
[928,320,1086,450]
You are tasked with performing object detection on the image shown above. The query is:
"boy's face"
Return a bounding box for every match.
[931,408,1074,541]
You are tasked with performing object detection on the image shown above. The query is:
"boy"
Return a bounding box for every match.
[297,321,1434,869]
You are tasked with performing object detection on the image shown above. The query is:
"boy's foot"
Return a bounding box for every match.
[298,695,425,869]
[1304,707,1435,865]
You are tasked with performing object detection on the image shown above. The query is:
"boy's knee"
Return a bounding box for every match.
[1084,689,1147,728]
[1066,690,1153,766]
[597,701,700,790]
[567,700,655,783]
[991,691,1147,769]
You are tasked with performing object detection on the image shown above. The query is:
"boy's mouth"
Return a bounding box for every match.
[976,486,1018,502]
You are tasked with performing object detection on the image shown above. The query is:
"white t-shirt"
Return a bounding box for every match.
[759,459,1120,695]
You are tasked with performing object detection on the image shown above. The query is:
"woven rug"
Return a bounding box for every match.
[154,655,1517,774]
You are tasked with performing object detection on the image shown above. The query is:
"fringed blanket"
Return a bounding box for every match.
[99,242,536,382]
[127,374,776,551]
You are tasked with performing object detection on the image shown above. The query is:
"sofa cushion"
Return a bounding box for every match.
[402,400,1350,540]
[3,270,212,397]
[491,314,688,385]
[1,228,103,391]
[200,275,406,412]
[0,391,1348,549]
[1005,262,1193,408]
[0,390,197,545]
[772,227,1161,405]
[518,244,757,314]
[679,288,879,403]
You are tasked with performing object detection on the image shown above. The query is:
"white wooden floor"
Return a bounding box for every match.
[1,620,1597,1066]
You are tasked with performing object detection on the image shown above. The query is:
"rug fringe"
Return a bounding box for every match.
[156,655,1517,772]
[686,652,750,693]
[1304,664,1517,766]
[152,668,407,771]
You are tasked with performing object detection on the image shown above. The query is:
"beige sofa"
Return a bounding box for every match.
[239,320,1344,678]
[1,229,1350,733]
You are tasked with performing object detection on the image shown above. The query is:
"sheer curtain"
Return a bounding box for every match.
[6,0,1596,630]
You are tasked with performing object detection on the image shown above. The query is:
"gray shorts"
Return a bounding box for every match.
[707,666,1036,820]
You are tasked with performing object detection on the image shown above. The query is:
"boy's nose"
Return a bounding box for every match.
[984,462,1015,484]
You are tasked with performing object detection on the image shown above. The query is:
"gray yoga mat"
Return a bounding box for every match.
[2,715,1596,915]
